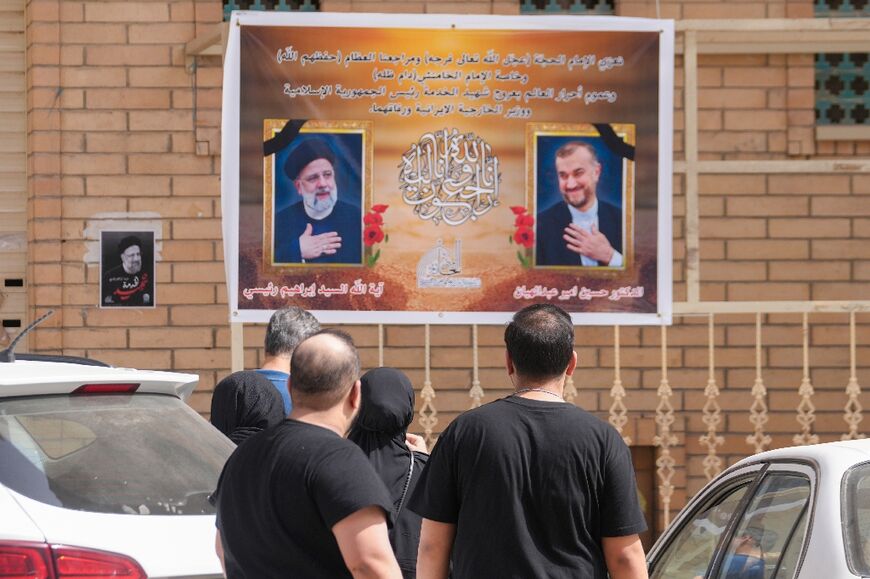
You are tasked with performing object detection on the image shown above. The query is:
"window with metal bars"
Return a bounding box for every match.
[815,0,869,125]
[519,0,615,14]
[222,0,319,21]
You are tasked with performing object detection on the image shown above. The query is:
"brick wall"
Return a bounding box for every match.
[23,0,870,527]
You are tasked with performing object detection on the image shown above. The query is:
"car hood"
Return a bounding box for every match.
[7,489,222,577]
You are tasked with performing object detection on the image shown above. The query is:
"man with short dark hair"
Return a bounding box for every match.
[409,304,648,579]
[274,137,362,264]
[256,306,320,415]
[536,141,624,267]
[214,330,402,579]
[210,307,319,442]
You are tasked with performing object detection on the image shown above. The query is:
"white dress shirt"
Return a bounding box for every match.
[567,199,623,267]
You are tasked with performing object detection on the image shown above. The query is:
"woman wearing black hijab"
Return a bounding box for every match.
[209,370,286,444]
[348,367,429,579]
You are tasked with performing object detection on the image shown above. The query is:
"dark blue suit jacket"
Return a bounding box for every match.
[274,200,362,265]
[535,199,622,267]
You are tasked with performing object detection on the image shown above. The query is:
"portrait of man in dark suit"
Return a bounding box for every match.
[535,139,624,269]
[272,134,363,266]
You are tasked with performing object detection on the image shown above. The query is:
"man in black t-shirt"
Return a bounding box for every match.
[213,330,402,579]
[409,304,648,579]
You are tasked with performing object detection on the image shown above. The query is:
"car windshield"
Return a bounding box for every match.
[0,394,234,516]
[843,461,870,575]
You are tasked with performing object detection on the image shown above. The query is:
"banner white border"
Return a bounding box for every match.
[222,11,674,325]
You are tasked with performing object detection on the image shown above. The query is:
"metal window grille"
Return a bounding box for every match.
[814,0,870,125]
[223,0,319,21]
[519,0,615,15]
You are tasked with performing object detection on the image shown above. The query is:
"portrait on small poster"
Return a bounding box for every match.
[531,124,635,271]
[264,120,369,268]
[100,230,155,308]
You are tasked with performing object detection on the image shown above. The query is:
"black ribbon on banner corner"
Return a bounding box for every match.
[264,119,308,157]
[593,123,635,161]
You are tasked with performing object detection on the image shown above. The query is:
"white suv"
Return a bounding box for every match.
[0,351,233,578]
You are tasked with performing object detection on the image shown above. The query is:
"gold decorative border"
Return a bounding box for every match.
[525,122,636,273]
[263,119,374,270]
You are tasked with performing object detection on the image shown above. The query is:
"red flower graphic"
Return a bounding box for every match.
[513,226,534,248]
[514,214,534,227]
[364,212,383,225]
[510,206,527,215]
[371,204,389,213]
[364,224,385,246]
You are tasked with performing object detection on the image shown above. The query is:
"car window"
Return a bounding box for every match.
[650,479,752,579]
[0,394,234,515]
[713,473,811,579]
[842,461,870,575]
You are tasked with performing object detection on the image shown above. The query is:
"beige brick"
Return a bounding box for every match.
[170,217,221,240]
[27,22,59,43]
[170,305,229,327]
[767,88,786,109]
[769,261,850,281]
[81,307,168,327]
[700,131,767,153]
[853,176,870,194]
[768,218,850,238]
[723,67,786,87]
[728,282,810,301]
[63,328,127,348]
[856,262,870,280]
[158,283,217,304]
[699,217,766,239]
[699,174,766,196]
[812,283,870,301]
[159,240,214,261]
[700,261,766,281]
[60,111,127,132]
[28,45,60,66]
[128,66,191,87]
[83,2,169,23]
[683,3,766,18]
[812,197,870,217]
[86,45,171,66]
[130,327,214,348]
[61,196,126,217]
[87,175,171,197]
[86,88,171,110]
[129,110,191,131]
[128,154,213,175]
[727,239,808,260]
[172,261,225,283]
[787,66,814,87]
[723,110,786,131]
[86,132,170,153]
[172,175,220,196]
[697,88,770,109]
[727,196,808,216]
[812,240,870,260]
[170,133,196,154]
[60,23,126,44]
[169,1,195,21]
[61,154,126,175]
[129,23,195,44]
[786,88,814,109]
[129,197,212,217]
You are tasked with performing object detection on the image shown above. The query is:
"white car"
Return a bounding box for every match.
[0,354,234,578]
[646,438,870,579]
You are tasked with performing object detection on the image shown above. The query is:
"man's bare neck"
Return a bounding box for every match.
[289,407,347,437]
[260,354,290,374]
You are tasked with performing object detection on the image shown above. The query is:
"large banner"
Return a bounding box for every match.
[222,12,674,325]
